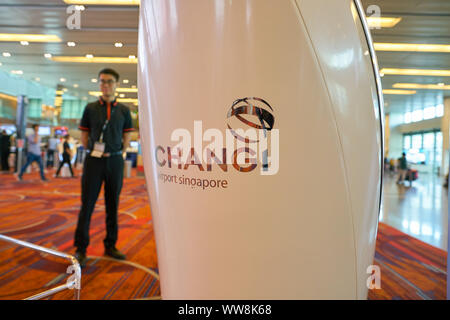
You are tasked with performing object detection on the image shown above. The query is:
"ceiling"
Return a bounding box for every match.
[0,0,139,104]
[361,0,450,113]
[0,0,449,114]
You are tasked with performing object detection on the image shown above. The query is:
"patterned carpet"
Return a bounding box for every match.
[0,167,447,299]
[368,223,447,300]
[0,167,160,300]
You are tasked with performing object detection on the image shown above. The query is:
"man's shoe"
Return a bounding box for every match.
[15,174,22,181]
[104,247,126,260]
[74,251,87,268]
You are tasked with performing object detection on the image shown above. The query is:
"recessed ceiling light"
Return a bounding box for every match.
[63,0,140,5]
[382,89,416,95]
[44,53,52,58]
[0,33,62,43]
[20,41,29,46]
[0,62,2,66]
[74,84,79,88]
[67,41,76,47]
[379,72,384,77]
[35,77,40,81]
[123,79,129,84]
[51,56,137,64]
[393,83,450,90]
[117,98,138,103]
[438,82,445,86]
[379,68,450,77]
[60,78,66,82]
[86,54,94,58]
[374,43,450,53]
[117,88,138,93]
[11,70,23,75]
[131,85,136,89]
[128,55,136,59]
[366,17,402,29]
[115,42,123,48]
[63,88,68,92]
[74,5,85,11]
[91,78,98,83]
[2,52,11,57]
[119,93,125,98]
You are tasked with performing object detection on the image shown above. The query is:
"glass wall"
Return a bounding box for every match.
[402,130,442,172]
[0,93,17,121]
[404,104,444,124]
[61,99,85,119]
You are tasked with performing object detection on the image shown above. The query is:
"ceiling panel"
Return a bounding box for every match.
[361,0,450,114]
[0,0,138,105]
[0,0,448,114]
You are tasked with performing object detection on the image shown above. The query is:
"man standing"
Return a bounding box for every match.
[17,124,48,181]
[397,152,408,184]
[74,68,134,267]
[54,135,74,178]
[0,130,11,172]
[47,134,60,168]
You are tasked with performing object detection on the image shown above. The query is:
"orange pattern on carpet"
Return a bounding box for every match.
[0,168,159,300]
[0,168,447,299]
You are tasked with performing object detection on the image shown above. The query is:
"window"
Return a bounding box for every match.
[423,132,435,149]
[61,99,84,119]
[404,112,412,124]
[436,104,444,117]
[412,110,423,122]
[403,135,411,150]
[411,134,422,149]
[28,99,42,118]
[423,106,436,120]
[403,131,442,169]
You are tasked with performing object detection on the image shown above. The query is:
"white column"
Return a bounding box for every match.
[441,97,450,176]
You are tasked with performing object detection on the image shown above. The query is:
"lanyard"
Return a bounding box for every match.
[98,105,116,143]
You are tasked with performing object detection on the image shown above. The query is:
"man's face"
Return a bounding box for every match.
[99,73,117,98]
[34,126,39,133]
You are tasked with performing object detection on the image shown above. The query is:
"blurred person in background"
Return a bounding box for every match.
[0,130,11,172]
[47,133,60,168]
[16,124,48,182]
[54,135,74,178]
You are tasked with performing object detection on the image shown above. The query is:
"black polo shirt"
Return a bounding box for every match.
[79,98,134,153]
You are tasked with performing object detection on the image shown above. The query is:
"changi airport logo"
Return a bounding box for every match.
[155,97,279,190]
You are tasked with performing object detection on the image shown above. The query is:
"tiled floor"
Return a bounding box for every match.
[380,171,448,251]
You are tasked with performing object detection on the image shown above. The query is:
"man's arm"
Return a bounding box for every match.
[122,132,131,151]
[81,131,89,149]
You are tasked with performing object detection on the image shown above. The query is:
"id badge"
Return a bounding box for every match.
[91,142,105,158]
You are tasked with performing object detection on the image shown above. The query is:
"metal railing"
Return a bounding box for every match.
[0,234,81,300]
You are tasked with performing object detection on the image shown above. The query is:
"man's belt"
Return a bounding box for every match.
[87,150,123,157]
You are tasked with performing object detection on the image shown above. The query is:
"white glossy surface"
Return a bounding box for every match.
[297,0,383,299]
[138,0,381,299]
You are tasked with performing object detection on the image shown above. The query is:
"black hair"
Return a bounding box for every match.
[32,124,39,130]
[98,68,120,82]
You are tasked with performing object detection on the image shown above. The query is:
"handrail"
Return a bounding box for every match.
[0,234,81,300]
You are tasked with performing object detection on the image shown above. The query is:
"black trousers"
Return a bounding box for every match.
[55,154,74,177]
[74,155,124,252]
[1,151,9,171]
[47,149,55,168]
